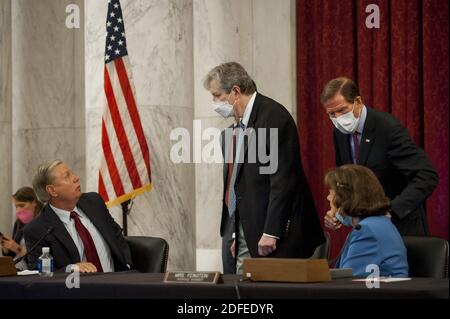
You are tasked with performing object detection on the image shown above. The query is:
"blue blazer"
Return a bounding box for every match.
[336,216,409,277]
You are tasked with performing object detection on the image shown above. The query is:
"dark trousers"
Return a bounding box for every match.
[221,213,236,274]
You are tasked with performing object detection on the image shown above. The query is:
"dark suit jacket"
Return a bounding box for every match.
[23,192,133,271]
[2,220,24,258]
[221,93,325,258]
[333,107,438,235]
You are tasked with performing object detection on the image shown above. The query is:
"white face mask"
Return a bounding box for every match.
[212,92,235,118]
[330,103,360,134]
[213,100,234,118]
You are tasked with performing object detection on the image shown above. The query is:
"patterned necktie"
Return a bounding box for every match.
[352,132,360,163]
[70,211,103,272]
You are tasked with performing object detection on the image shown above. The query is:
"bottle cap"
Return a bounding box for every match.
[42,247,50,254]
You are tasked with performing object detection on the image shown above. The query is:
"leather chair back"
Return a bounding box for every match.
[403,236,449,278]
[310,232,331,260]
[126,236,169,273]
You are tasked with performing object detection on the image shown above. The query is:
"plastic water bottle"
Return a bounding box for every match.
[38,247,54,277]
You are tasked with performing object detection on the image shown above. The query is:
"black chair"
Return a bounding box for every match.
[125,236,169,273]
[402,236,449,278]
[310,232,331,260]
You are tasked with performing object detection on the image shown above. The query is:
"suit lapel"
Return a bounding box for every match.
[42,206,81,263]
[222,126,233,186]
[223,157,228,186]
[336,131,353,164]
[236,93,259,177]
[357,107,376,165]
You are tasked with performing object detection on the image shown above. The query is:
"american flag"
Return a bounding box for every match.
[98,0,152,207]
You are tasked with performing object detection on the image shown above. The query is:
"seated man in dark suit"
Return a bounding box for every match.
[24,160,133,273]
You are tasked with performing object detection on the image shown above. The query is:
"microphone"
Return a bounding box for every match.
[14,227,54,265]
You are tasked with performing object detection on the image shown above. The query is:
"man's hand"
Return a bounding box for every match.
[258,235,277,256]
[73,262,97,273]
[324,210,342,230]
[230,240,236,258]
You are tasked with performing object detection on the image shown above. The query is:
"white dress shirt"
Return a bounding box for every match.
[50,204,115,272]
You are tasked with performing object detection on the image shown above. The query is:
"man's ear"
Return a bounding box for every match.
[46,185,57,198]
[232,85,241,97]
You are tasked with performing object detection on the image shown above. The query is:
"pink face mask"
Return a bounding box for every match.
[16,209,34,224]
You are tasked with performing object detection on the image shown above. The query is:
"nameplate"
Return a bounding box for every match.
[164,271,222,284]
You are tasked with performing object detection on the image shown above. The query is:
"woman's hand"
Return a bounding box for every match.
[324,209,342,230]
[1,235,23,254]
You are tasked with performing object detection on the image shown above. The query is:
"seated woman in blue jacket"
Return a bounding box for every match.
[325,164,408,277]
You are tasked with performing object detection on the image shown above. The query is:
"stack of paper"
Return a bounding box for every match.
[352,277,412,282]
[17,270,39,276]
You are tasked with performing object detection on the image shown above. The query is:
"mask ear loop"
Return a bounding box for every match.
[228,88,237,105]
[228,88,239,115]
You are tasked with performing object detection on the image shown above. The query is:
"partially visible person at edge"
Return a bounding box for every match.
[1,187,43,271]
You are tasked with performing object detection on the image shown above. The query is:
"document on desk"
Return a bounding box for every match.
[352,277,412,282]
[17,270,39,276]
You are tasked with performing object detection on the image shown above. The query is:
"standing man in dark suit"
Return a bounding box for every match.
[24,160,133,272]
[204,62,325,273]
[216,82,256,274]
[321,77,438,235]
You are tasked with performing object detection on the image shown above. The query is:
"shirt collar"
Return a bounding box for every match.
[50,204,82,225]
[241,92,257,128]
[356,105,367,134]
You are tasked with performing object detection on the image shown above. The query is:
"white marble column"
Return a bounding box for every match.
[11,0,85,193]
[193,0,297,271]
[85,0,195,271]
[252,0,297,118]
[0,0,12,233]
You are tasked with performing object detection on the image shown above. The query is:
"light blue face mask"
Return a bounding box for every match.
[336,210,353,227]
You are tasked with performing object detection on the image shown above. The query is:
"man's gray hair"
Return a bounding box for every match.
[203,62,257,94]
[32,160,63,203]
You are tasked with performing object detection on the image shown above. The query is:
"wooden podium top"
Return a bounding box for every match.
[0,257,18,277]
[243,258,332,283]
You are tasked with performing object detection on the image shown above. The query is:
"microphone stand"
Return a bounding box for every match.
[13,227,54,265]
[121,200,132,236]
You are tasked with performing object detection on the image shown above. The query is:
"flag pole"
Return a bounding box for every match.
[121,199,131,236]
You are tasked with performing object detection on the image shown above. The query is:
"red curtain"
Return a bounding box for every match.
[297,0,449,259]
